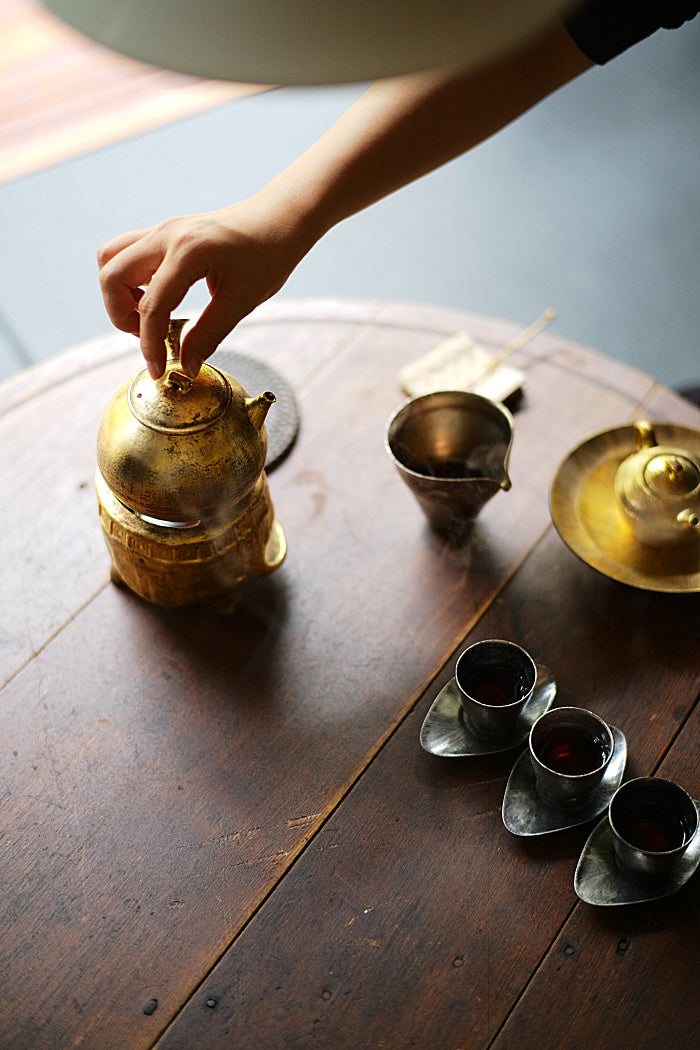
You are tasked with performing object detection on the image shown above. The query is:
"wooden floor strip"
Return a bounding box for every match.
[0,0,269,183]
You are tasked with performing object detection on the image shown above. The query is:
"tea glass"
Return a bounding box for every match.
[455,639,536,735]
[608,777,699,880]
[529,707,614,807]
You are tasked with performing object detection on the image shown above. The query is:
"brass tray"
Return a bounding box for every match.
[550,423,700,593]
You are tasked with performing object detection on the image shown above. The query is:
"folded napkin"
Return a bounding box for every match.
[398,308,556,404]
[399,332,526,403]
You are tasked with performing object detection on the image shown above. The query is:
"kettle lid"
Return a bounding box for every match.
[128,318,231,432]
[128,363,231,433]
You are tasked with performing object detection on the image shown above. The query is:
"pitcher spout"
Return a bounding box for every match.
[497,443,513,491]
[499,467,512,492]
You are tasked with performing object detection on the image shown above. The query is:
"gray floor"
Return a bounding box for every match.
[1,18,699,389]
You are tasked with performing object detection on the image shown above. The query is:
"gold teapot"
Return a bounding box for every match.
[95,319,286,608]
[614,420,700,548]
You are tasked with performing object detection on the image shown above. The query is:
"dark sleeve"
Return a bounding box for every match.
[563,0,700,64]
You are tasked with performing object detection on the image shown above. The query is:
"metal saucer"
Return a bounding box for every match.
[419,664,556,758]
[575,803,700,906]
[501,725,627,836]
[550,423,700,593]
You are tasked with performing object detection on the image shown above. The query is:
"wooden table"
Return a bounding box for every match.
[2,299,699,1050]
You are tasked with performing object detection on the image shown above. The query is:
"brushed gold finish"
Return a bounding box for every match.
[97,320,274,521]
[614,420,700,547]
[96,471,285,609]
[95,318,286,607]
[550,422,700,593]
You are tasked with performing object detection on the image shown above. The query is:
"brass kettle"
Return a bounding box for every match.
[614,420,700,548]
[95,319,286,608]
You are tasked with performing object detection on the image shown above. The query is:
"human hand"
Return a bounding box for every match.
[97,200,308,379]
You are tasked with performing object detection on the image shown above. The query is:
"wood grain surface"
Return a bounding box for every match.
[1,299,698,1050]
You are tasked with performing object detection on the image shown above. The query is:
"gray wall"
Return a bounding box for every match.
[1,17,698,388]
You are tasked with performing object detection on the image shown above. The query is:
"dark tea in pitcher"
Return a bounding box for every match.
[413,457,480,479]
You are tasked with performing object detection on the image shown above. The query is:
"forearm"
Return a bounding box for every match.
[253,19,593,244]
[98,18,592,377]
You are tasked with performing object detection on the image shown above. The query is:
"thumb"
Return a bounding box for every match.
[180,301,245,378]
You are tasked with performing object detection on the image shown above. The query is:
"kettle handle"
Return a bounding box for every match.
[633,419,657,451]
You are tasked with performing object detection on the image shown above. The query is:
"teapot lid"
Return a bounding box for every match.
[129,362,231,433]
[644,453,700,498]
[128,319,231,432]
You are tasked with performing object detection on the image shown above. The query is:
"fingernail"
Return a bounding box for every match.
[146,361,162,380]
[183,357,202,380]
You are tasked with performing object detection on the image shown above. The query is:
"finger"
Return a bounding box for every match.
[137,256,208,378]
[98,232,180,345]
[180,297,247,378]
[98,279,142,337]
[117,286,145,339]
[96,228,150,269]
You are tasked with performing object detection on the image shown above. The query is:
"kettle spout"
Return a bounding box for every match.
[499,469,512,492]
[677,508,700,530]
[245,390,276,431]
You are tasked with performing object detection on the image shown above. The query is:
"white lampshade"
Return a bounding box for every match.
[41,1,571,84]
